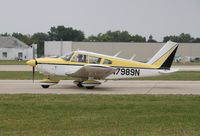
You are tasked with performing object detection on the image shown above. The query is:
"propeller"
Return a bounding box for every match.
[32,45,36,83]
[26,58,37,83]
[32,64,35,83]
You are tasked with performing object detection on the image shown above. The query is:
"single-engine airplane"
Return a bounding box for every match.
[26,41,179,89]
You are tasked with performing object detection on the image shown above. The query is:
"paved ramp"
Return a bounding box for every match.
[0,80,199,95]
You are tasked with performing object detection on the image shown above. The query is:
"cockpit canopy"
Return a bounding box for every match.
[61,51,112,65]
[61,52,74,61]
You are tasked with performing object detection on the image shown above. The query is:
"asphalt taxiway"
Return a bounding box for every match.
[0,80,199,95]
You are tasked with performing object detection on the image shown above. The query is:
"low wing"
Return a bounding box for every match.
[66,64,116,79]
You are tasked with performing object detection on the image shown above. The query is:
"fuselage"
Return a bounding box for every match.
[34,51,165,80]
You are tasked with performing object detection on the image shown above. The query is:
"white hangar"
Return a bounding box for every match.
[0,36,36,60]
[44,41,200,62]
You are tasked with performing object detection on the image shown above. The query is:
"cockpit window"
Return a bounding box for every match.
[72,54,87,63]
[89,56,101,64]
[62,52,74,61]
[103,59,112,64]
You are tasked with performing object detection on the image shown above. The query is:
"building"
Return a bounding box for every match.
[0,36,36,60]
[44,41,200,62]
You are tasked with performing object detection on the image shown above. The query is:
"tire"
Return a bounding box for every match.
[41,85,50,88]
[86,86,95,89]
[77,82,84,88]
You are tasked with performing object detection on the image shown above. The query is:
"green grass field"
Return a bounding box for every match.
[0,60,26,65]
[134,71,200,80]
[173,62,200,65]
[0,71,199,80]
[0,95,200,136]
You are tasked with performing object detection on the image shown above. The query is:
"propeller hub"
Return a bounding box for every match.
[26,59,36,67]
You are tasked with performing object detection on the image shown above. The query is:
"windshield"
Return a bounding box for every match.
[61,52,74,61]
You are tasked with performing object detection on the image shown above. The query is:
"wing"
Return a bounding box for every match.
[66,64,116,79]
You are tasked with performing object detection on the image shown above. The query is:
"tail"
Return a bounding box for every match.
[147,41,179,69]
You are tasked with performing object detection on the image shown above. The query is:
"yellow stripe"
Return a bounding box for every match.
[152,46,176,67]
[35,53,159,69]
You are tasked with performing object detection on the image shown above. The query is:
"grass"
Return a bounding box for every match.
[173,62,200,65]
[132,71,200,80]
[0,71,44,80]
[0,60,26,65]
[0,95,200,136]
[0,71,199,80]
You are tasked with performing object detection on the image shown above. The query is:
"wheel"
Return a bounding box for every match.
[86,86,95,89]
[77,82,84,88]
[41,85,50,88]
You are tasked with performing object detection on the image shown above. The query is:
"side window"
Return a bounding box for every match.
[103,59,112,64]
[72,54,87,63]
[2,52,7,58]
[63,52,73,61]
[18,52,23,59]
[89,56,101,64]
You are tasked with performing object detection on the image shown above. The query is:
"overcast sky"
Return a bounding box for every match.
[0,0,199,41]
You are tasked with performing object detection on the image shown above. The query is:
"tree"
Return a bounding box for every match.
[86,30,134,42]
[12,33,33,45]
[86,35,99,42]
[48,26,85,41]
[192,38,200,43]
[0,33,10,36]
[163,33,194,43]
[131,34,146,42]
[32,33,49,57]
[179,33,192,42]
[147,35,157,42]
[86,31,147,42]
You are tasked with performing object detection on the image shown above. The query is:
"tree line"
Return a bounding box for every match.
[1,25,200,56]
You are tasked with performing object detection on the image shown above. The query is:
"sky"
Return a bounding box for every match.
[0,0,199,41]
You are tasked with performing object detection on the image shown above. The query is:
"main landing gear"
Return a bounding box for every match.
[73,79,101,89]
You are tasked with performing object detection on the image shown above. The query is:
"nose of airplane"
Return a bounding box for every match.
[26,59,37,67]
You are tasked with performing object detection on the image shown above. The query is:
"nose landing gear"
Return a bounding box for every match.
[40,79,60,89]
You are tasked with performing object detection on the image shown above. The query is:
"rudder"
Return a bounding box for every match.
[147,41,179,69]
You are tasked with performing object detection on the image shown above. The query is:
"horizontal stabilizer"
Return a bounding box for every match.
[158,68,179,74]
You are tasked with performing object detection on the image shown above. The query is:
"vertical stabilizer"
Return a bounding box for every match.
[147,41,179,69]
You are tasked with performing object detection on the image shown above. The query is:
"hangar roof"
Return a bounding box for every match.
[0,36,29,48]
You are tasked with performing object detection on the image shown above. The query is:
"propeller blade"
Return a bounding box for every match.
[33,66,35,83]
[32,45,36,83]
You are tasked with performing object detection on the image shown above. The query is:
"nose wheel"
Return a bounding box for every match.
[41,85,50,88]
[77,82,84,88]
[40,79,60,89]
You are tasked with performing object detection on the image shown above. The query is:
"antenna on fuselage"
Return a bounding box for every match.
[129,54,136,61]
[113,51,121,57]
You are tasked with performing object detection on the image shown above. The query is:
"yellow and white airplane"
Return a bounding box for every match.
[26,41,179,89]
